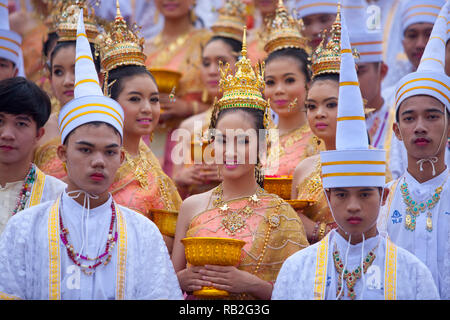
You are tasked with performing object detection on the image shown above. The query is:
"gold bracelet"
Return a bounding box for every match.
[318,222,327,240]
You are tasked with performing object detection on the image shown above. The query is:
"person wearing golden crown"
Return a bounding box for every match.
[171,27,308,300]
[378,1,450,300]
[173,0,246,199]
[272,15,438,300]
[34,0,103,181]
[0,10,182,300]
[290,7,344,244]
[263,0,318,177]
[99,1,182,254]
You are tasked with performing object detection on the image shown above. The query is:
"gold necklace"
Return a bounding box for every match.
[123,148,151,189]
[212,184,263,236]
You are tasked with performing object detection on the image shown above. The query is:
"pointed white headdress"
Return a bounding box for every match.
[0,0,22,67]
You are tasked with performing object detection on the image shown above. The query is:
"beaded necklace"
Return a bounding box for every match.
[333,242,378,300]
[12,164,36,216]
[59,201,118,276]
[400,172,449,232]
[212,183,263,236]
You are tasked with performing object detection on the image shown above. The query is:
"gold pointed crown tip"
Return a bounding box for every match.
[116,0,122,17]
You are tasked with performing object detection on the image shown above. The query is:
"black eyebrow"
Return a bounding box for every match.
[305,97,338,103]
[75,141,95,147]
[105,143,120,148]
[425,108,445,114]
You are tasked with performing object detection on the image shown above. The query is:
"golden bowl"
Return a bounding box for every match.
[148,68,182,94]
[149,208,178,237]
[181,237,246,298]
[263,176,293,200]
[190,140,212,163]
[286,199,316,210]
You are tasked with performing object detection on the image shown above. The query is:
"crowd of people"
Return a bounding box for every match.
[0,0,448,300]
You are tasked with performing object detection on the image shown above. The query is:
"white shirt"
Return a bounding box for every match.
[0,169,66,234]
[272,230,439,300]
[378,168,450,299]
[0,191,183,300]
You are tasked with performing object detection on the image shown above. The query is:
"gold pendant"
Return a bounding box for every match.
[405,213,412,230]
[426,212,433,232]
[221,211,246,235]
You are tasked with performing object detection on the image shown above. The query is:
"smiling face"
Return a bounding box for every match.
[394,95,449,162]
[327,187,388,240]
[0,112,44,166]
[305,78,339,144]
[50,45,76,106]
[214,110,260,183]
[116,74,160,139]
[201,39,238,101]
[58,123,124,197]
[264,56,308,118]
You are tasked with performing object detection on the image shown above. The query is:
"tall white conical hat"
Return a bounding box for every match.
[0,0,22,67]
[320,14,386,188]
[401,0,446,32]
[58,9,124,143]
[395,1,450,113]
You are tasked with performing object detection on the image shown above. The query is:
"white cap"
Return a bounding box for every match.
[320,15,386,188]
[0,0,22,66]
[295,0,339,19]
[401,0,445,32]
[395,1,450,113]
[58,9,124,144]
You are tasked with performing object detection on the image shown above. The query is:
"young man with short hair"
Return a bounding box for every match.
[378,2,450,300]
[0,11,182,300]
[0,77,66,234]
[272,19,438,300]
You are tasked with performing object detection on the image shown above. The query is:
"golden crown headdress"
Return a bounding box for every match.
[98,0,146,74]
[264,0,310,55]
[56,0,100,44]
[31,0,60,33]
[310,5,342,77]
[211,0,247,42]
[209,27,272,135]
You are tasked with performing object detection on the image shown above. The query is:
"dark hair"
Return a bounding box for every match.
[265,47,312,83]
[63,121,121,145]
[310,72,340,86]
[43,32,59,60]
[0,77,51,128]
[107,65,156,100]
[50,41,101,73]
[205,36,243,58]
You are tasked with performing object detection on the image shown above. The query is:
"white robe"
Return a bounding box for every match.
[378,168,450,299]
[0,191,183,300]
[272,230,439,300]
[0,165,66,234]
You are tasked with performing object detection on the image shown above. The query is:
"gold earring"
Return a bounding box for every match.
[202,88,208,103]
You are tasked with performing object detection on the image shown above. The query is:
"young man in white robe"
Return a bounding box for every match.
[378,1,450,300]
[0,77,66,234]
[272,17,439,300]
[0,10,183,300]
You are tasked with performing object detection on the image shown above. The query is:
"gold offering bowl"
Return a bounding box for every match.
[181,237,246,298]
[148,68,182,94]
[263,176,293,200]
[190,140,212,163]
[149,208,178,237]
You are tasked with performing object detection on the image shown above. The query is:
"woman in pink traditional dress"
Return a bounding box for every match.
[144,0,212,177]
[264,47,320,177]
[171,35,308,299]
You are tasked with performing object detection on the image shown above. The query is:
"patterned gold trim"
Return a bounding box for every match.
[115,204,127,300]
[314,233,330,300]
[0,292,21,300]
[384,239,397,300]
[48,198,61,300]
[29,167,46,207]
